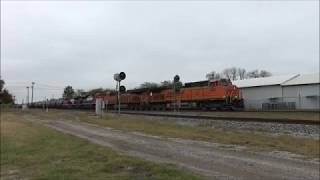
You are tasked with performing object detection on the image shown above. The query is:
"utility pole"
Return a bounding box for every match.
[46,98,49,112]
[31,82,35,105]
[42,97,45,110]
[26,86,30,105]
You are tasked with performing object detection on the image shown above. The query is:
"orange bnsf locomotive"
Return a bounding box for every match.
[102,79,243,111]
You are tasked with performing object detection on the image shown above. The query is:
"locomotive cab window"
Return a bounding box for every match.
[208,80,217,89]
[220,79,231,86]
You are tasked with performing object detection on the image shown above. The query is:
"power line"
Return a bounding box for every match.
[6,86,64,91]
[36,83,65,89]
[5,82,65,88]
[35,86,64,90]
[34,88,63,91]
[5,85,27,88]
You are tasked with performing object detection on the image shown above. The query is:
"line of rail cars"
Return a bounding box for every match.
[32,96,96,109]
[32,79,243,111]
[104,79,243,110]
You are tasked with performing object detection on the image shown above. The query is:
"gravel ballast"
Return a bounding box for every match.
[121,114,320,139]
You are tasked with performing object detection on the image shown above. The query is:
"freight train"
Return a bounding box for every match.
[32,79,243,111]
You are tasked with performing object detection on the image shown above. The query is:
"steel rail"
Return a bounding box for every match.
[109,110,320,125]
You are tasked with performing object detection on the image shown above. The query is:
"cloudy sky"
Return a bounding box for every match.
[1,1,319,103]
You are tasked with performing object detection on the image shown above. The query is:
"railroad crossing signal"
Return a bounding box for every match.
[113,72,126,82]
[119,72,126,81]
[113,72,126,114]
[119,85,126,93]
[173,75,181,112]
[174,75,180,82]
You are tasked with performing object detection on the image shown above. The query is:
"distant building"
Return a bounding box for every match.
[232,73,320,110]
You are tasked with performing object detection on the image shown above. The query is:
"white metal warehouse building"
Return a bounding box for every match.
[232,73,320,110]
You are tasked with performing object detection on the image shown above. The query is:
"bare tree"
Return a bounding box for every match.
[230,67,237,80]
[139,82,159,89]
[246,70,260,78]
[222,68,232,80]
[75,89,87,97]
[206,67,271,80]
[206,71,221,80]
[160,80,173,87]
[237,68,246,80]
[259,70,272,77]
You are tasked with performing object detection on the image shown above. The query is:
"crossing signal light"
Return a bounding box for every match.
[119,85,126,93]
[119,72,126,80]
[174,75,180,82]
[113,72,126,82]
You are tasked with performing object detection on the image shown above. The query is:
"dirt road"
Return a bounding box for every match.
[26,115,319,180]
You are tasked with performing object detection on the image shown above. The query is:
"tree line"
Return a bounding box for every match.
[0,79,14,104]
[62,86,117,99]
[62,80,182,99]
[62,68,272,98]
[206,67,272,80]
[138,80,183,89]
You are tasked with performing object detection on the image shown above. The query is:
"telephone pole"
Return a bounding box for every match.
[31,82,35,104]
[26,86,30,105]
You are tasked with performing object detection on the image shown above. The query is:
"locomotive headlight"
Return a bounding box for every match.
[223,96,226,98]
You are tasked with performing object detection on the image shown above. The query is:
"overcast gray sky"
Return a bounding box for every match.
[1,1,319,103]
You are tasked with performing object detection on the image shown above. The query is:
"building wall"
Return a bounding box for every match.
[282,84,320,110]
[240,84,320,110]
[240,85,282,110]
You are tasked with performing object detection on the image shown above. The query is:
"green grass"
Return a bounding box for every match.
[0,112,204,180]
[85,114,320,158]
[20,110,320,158]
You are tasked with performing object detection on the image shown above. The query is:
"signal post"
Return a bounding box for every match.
[113,72,126,115]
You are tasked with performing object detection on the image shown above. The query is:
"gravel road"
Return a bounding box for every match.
[26,116,319,180]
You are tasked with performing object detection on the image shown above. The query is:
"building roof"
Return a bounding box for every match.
[281,73,320,86]
[232,74,299,88]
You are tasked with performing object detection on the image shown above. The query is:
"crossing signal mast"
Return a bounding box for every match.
[113,72,126,114]
[173,75,180,112]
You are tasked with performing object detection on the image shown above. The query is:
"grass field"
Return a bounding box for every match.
[0,111,204,180]
[23,109,320,159]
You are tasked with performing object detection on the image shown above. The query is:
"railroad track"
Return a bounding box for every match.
[109,110,320,125]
